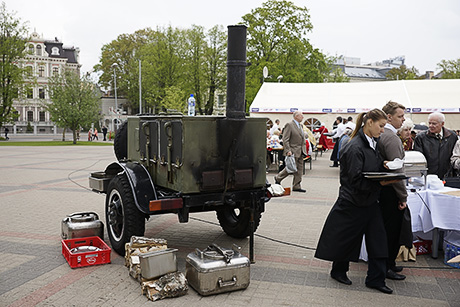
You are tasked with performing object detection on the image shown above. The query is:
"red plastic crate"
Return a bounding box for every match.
[414,240,432,255]
[62,236,111,268]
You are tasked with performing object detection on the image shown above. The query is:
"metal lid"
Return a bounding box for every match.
[138,248,178,259]
[404,151,427,164]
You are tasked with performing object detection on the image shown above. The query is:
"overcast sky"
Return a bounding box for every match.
[6,0,460,75]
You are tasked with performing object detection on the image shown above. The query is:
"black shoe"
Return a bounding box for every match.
[386,269,406,280]
[366,284,393,294]
[329,164,339,167]
[292,188,306,193]
[274,178,281,185]
[390,265,403,273]
[331,274,352,285]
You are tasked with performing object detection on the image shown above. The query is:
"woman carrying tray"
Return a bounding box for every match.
[315,108,400,295]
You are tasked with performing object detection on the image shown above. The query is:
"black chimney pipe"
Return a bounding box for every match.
[226,25,247,119]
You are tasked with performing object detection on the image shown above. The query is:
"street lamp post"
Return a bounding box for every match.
[139,59,142,114]
[112,63,119,131]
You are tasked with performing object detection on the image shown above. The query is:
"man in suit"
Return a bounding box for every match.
[274,111,307,192]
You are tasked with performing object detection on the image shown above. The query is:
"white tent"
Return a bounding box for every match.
[250,79,460,130]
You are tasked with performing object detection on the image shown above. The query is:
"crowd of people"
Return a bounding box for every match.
[267,105,460,294]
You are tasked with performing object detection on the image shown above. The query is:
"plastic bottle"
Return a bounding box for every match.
[188,94,196,116]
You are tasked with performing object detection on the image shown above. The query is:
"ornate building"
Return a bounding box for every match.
[8,31,80,135]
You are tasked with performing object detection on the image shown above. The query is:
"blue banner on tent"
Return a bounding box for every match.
[251,108,259,112]
[290,108,298,112]
[412,108,422,112]
[347,108,356,113]
[322,108,332,113]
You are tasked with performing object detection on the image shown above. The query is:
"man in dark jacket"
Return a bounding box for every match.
[414,112,457,179]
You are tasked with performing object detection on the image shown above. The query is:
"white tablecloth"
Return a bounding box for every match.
[407,187,460,233]
[360,187,460,261]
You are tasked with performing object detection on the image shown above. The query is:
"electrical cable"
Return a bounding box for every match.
[190,216,455,270]
[414,190,431,214]
[68,159,105,192]
[67,168,455,271]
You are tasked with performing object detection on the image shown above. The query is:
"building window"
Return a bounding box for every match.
[29,44,34,54]
[51,47,60,55]
[39,111,46,122]
[36,45,42,56]
[217,95,225,108]
[38,66,45,77]
[27,88,33,99]
[27,110,34,122]
[39,88,45,99]
[304,118,321,131]
[52,67,59,75]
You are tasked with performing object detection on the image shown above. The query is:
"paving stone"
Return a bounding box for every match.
[1,146,460,306]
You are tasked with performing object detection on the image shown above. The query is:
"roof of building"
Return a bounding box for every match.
[250,79,460,114]
[344,66,386,79]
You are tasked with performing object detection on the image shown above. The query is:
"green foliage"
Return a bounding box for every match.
[162,85,186,112]
[241,0,332,107]
[0,2,29,128]
[95,25,227,115]
[326,67,350,83]
[46,69,101,144]
[26,121,33,132]
[385,65,420,80]
[437,59,460,79]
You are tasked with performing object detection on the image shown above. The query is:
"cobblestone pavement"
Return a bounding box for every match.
[0,146,459,307]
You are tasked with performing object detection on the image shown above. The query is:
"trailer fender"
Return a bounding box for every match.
[105,161,157,214]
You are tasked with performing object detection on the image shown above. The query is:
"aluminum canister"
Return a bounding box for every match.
[61,212,104,240]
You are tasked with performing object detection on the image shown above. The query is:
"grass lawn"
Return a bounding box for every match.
[0,140,113,146]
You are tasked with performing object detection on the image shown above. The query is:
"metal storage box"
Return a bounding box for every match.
[61,212,104,240]
[139,248,178,280]
[88,171,111,193]
[127,115,267,194]
[186,244,250,296]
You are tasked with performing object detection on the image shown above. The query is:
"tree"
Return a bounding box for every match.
[94,25,227,115]
[183,25,207,114]
[46,69,101,144]
[0,2,28,129]
[241,0,331,107]
[437,59,460,79]
[94,28,157,112]
[203,25,227,115]
[140,26,188,112]
[385,65,420,80]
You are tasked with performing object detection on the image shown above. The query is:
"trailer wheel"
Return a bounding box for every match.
[216,204,262,238]
[114,120,128,161]
[106,174,145,255]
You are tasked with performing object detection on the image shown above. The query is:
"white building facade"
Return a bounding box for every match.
[7,31,80,135]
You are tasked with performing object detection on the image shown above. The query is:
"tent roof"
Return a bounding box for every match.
[250,79,460,114]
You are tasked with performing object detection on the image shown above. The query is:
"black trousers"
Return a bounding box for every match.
[331,258,387,287]
[380,186,404,270]
[330,139,339,164]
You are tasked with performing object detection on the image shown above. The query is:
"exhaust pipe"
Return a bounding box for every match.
[226,25,247,119]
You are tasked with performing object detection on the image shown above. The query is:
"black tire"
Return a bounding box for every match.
[216,203,262,238]
[114,120,128,161]
[106,174,145,255]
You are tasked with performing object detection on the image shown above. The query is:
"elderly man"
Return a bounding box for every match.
[274,111,307,192]
[378,101,412,281]
[414,112,457,179]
